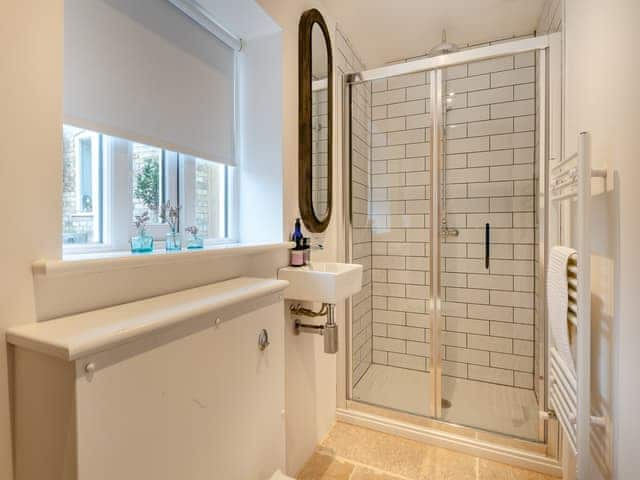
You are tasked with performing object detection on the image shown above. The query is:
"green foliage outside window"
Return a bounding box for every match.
[135,158,160,211]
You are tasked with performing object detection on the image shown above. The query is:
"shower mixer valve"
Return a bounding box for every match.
[440,220,459,237]
[440,227,459,237]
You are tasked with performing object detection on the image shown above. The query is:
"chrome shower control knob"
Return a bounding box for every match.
[258,329,270,350]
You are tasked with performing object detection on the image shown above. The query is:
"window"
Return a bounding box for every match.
[63,0,239,254]
[62,124,234,252]
[197,159,227,238]
[131,144,164,224]
[77,136,96,213]
[63,126,102,244]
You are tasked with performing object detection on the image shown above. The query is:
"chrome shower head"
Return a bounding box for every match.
[429,29,459,55]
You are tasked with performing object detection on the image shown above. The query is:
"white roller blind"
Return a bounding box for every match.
[64,0,236,165]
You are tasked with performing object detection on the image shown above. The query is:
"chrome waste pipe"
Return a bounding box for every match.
[291,303,338,354]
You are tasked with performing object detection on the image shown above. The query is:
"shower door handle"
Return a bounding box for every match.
[485,223,490,269]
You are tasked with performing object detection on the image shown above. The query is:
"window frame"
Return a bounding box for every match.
[72,130,102,243]
[180,155,231,243]
[129,148,174,242]
[63,130,237,256]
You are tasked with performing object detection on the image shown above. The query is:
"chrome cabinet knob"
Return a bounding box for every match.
[258,329,270,350]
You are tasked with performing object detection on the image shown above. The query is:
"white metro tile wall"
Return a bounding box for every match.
[337,27,372,387]
[369,71,432,373]
[357,53,537,392]
[440,53,536,390]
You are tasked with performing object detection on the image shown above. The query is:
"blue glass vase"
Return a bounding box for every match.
[165,230,182,251]
[187,235,204,250]
[131,233,153,253]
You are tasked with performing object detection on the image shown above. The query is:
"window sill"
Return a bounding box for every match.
[34,242,293,277]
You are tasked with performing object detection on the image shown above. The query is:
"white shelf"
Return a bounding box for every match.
[6,277,289,361]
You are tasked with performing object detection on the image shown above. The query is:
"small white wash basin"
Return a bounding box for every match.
[278,262,363,304]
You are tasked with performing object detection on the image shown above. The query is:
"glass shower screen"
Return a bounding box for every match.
[347,50,543,443]
[348,70,437,419]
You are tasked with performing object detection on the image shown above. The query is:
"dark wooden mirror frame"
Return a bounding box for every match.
[299,8,333,233]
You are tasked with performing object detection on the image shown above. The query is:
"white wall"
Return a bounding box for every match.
[254,0,345,474]
[537,0,562,35]
[0,1,64,477]
[253,0,369,474]
[255,0,340,255]
[564,0,640,478]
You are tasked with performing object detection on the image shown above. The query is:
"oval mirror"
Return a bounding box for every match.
[299,9,333,232]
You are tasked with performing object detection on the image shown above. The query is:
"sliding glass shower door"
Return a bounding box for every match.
[437,53,540,441]
[347,49,545,443]
[349,69,436,418]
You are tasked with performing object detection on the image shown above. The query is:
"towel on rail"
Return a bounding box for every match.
[547,246,577,374]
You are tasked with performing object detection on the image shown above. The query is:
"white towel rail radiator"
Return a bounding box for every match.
[549,132,606,477]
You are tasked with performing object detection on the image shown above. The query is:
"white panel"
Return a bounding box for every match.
[64,0,235,165]
[75,301,286,480]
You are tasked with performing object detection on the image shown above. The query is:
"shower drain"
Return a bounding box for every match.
[441,399,452,409]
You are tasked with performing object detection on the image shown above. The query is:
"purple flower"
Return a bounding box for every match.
[160,201,181,231]
[134,210,150,232]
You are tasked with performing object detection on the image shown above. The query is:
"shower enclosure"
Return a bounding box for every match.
[344,35,561,465]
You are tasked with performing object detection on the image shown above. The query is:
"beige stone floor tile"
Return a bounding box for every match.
[296,452,354,480]
[321,422,432,479]
[477,458,556,480]
[421,446,477,480]
[350,466,406,479]
[310,422,559,480]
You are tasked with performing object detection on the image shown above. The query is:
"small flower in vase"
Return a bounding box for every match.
[131,210,153,253]
[134,210,150,235]
[160,201,182,251]
[159,201,181,233]
[185,225,203,249]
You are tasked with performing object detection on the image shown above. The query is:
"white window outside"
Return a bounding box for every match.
[62,125,235,254]
[70,129,101,244]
